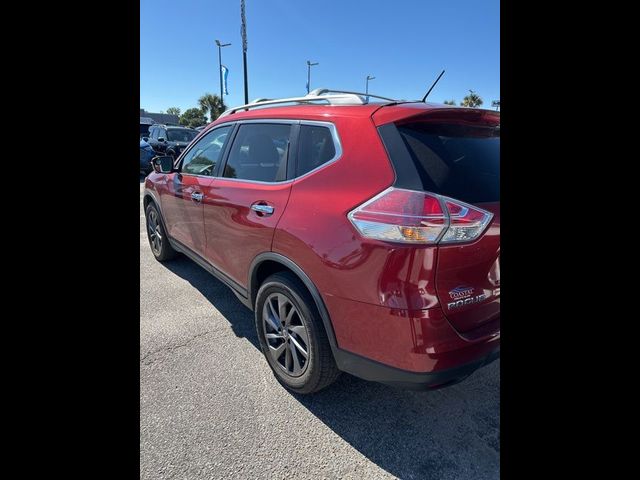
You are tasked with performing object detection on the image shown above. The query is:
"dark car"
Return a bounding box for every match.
[143,89,500,394]
[144,124,198,159]
[140,139,156,175]
[140,116,155,138]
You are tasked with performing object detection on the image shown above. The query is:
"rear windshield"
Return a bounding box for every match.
[393,122,499,203]
[167,129,197,142]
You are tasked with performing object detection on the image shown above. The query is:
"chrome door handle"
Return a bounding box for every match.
[191,192,204,202]
[251,204,274,216]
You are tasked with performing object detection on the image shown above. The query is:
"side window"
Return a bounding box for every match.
[149,127,157,140]
[296,125,337,177]
[180,125,233,176]
[158,128,167,140]
[223,123,291,182]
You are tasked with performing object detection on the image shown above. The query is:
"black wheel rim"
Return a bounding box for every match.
[262,293,310,377]
[147,210,162,255]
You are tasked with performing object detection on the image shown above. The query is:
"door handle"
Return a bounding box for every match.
[251,203,274,216]
[191,192,204,202]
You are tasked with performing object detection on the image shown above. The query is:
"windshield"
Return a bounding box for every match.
[167,129,197,142]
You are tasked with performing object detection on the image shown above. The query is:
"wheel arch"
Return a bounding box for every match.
[143,190,162,214]
[249,252,339,354]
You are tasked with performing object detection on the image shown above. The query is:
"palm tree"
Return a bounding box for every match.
[491,100,500,111]
[460,90,483,108]
[198,93,224,122]
[443,99,456,105]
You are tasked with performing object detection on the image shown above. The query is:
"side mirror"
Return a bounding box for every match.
[152,155,174,174]
[158,137,166,142]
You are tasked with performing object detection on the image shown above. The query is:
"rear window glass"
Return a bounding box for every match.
[223,123,291,182]
[167,129,197,142]
[395,123,499,203]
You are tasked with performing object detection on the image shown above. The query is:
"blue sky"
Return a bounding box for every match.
[140,0,499,113]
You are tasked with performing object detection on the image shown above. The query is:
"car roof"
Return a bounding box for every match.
[204,102,495,133]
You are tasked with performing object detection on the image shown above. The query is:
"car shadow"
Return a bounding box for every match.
[161,255,500,479]
[161,255,260,349]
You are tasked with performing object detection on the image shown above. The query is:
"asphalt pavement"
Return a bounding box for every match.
[140,179,500,479]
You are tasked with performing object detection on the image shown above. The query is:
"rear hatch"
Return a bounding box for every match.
[376,107,500,333]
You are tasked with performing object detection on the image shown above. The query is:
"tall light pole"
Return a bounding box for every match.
[215,40,231,110]
[365,75,375,101]
[241,0,249,104]
[306,60,319,94]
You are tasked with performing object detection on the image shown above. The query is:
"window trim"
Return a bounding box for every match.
[216,119,342,185]
[218,120,297,185]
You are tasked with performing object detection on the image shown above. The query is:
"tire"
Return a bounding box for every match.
[145,202,177,262]
[255,272,340,394]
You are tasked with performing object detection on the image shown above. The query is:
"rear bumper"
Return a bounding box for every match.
[335,345,499,390]
[324,294,500,389]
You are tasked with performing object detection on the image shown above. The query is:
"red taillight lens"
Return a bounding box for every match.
[441,198,493,243]
[348,188,492,244]
[348,189,447,243]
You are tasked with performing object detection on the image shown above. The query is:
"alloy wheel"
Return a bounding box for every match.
[147,210,163,255]
[262,293,310,377]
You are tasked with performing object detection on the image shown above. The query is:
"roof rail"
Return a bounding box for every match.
[219,89,373,118]
[308,88,400,102]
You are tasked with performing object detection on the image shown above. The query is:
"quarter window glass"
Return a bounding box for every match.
[223,124,291,182]
[297,125,336,176]
[181,125,233,176]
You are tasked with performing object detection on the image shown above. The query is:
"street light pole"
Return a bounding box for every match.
[365,75,375,101]
[241,0,249,104]
[307,60,319,93]
[215,40,231,110]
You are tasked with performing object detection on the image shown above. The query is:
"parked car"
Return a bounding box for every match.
[144,124,198,159]
[140,138,156,175]
[140,116,155,138]
[143,90,500,394]
[195,125,207,132]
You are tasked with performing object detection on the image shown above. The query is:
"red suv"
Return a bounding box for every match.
[143,89,500,394]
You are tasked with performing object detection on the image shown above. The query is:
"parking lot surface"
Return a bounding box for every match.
[140,180,500,479]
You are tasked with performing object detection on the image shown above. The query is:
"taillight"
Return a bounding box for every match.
[348,187,493,244]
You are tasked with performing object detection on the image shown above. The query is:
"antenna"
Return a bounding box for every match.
[422,69,445,102]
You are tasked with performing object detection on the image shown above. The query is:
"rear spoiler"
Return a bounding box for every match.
[372,104,500,127]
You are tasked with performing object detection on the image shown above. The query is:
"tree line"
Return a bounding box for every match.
[443,90,500,110]
[163,93,224,129]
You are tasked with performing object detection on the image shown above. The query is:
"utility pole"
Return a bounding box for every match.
[365,74,375,101]
[306,60,319,93]
[215,40,231,110]
[241,0,249,104]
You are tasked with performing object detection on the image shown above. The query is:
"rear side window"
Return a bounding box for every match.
[223,123,291,182]
[382,122,500,203]
[296,125,336,177]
